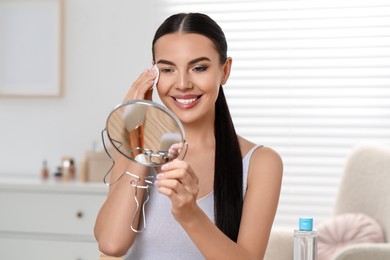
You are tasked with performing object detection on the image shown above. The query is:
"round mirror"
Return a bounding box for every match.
[105,99,187,167]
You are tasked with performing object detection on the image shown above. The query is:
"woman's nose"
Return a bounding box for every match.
[176,71,193,90]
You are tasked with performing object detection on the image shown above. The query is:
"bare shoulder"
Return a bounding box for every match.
[238,136,283,168]
[252,146,283,166]
[237,136,283,184]
[251,145,283,177]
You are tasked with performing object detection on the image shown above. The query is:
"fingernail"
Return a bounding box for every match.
[161,164,168,170]
[156,173,164,179]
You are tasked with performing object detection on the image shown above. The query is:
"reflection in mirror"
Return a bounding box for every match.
[101,99,187,232]
[106,100,185,166]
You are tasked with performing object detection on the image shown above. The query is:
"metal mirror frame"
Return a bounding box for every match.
[105,99,187,166]
[101,99,187,233]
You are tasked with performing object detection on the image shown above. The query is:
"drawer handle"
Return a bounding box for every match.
[76,211,83,219]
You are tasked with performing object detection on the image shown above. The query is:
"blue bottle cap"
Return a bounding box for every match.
[299,217,313,231]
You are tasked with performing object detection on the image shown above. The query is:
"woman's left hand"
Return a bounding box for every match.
[155,159,200,223]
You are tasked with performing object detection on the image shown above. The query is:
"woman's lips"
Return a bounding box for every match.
[172,95,202,109]
[175,97,197,104]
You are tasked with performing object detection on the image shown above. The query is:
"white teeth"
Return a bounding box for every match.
[175,98,197,104]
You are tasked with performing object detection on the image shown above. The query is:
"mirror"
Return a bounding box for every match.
[105,99,187,166]
[101,99,187,233]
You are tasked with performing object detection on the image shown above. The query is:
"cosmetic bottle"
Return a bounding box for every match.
[54,166,62,181]
[69,159,76,180]
[41,160,49,180]
[294,217,318,260]
[62,157,70,181]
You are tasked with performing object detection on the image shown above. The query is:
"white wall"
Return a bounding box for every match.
[0,0,162,175]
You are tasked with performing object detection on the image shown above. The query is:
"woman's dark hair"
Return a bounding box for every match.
[152,13,243,241]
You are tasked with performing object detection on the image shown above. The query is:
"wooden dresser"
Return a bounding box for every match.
[0,177,108,260]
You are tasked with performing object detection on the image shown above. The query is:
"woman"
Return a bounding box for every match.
[95,12,283,259]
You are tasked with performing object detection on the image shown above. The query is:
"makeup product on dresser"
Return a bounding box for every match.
[62,157,74,181]
[41,160,49,180]
[69,159,76,180]
[54,166,62,180]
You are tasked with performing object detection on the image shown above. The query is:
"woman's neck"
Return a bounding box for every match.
[182,119,215,148]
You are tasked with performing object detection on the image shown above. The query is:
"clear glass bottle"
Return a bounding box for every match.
[294,217,318,260]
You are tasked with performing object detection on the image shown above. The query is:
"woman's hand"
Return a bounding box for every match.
[124,66,158,101]
[155,159,200,224]
[167,142,184,160]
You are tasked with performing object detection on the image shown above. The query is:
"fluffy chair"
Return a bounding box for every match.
[264,144,390,260]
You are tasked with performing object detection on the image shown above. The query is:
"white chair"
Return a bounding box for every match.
[264,144,390,260]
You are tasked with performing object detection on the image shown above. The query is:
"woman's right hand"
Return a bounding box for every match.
[124,66,158,101]
[155,159,200,224]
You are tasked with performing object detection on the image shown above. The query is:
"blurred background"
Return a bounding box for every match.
[1,0,390,228]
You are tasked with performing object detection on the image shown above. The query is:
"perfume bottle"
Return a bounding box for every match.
[294,218,318,260]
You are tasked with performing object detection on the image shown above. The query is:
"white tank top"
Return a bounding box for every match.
[124,145,261,259]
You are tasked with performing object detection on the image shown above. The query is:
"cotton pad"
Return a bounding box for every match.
[150,64,159,88]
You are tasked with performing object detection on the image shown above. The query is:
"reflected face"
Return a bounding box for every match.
[153,33,231,125]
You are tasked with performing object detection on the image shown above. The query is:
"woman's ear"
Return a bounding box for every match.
[221,57,233,85]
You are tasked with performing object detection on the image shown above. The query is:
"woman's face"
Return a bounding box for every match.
[153,33,231,125]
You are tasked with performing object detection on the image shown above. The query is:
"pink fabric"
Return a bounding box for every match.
[318,213,384,260]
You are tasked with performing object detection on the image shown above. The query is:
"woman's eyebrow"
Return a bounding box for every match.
[156,57,211,66]
[189,57,211,65]
[157,59,175,66]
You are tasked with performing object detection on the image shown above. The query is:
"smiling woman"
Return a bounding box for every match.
[94,12,283,260]
[154,33,230,123]
[158,0,390,228]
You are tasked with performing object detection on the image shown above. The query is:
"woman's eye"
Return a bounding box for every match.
[193,66,208,72]
[161,67,174,73]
